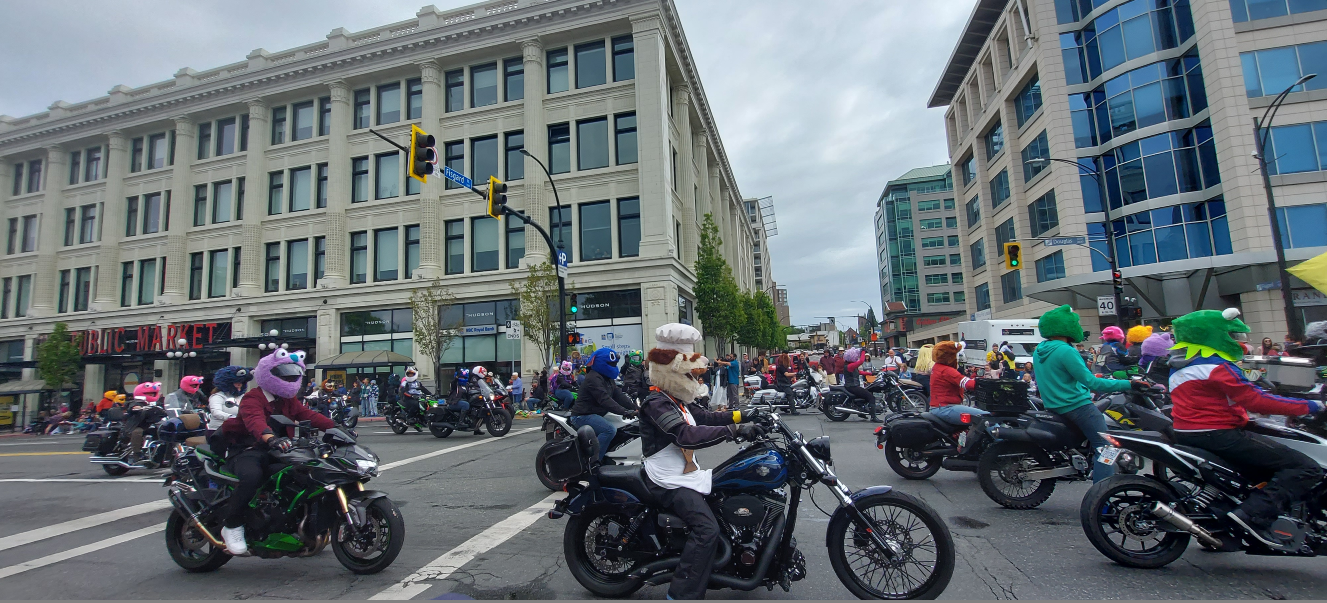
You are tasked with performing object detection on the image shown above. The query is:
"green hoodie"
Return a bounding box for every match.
[1032,339,1133,413]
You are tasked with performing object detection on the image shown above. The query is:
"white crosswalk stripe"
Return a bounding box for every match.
[0,523,167,580]
[0,500,171,552]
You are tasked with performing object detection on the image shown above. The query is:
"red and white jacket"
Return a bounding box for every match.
[1169,354,1322,431]
[929,364,975,408]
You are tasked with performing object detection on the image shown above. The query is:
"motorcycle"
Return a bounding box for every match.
[163,414,403,574]
[976,387,1171,509]
[536,411,640,490]
[310,393,360,430]
[1080,414,1327,568]
[872,385,1041,481]
[823,370,928,422]
[425,379,514,438]
[545,411,955,599]
[83,406,201,476]
[744,372,822,414]
[379,396,436,435]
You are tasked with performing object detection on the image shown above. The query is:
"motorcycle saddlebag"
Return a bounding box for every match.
[542,438,587,483]
[157,414,207,443]
[82,429,118,453]
[886,417,941,448]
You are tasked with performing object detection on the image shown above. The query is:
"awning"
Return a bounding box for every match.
[314,350,414,369]
[0,379,75,394]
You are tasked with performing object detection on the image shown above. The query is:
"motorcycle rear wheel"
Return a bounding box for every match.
[535,441,566,491]
[165,510,230,572]
[103,463,130,476]
[885,445,942,480]
[333,497,406,575]
[387,413,409,435]
[823,402,849,422]
[429,424,453,438]
[486,409,514,436]
[1079,475,1190,569]
[564,506,645,597]
[978,441,1057,509]
[343,415,359,429]
[827,490,955,600]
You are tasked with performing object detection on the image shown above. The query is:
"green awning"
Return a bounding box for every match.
[314,350,414,369]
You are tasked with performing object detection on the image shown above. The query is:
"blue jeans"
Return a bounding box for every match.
[930,404,988,427]
[1057,403,1115,483]
[449,399,470,417]
[569,414,616,460]
[553,389,575,410]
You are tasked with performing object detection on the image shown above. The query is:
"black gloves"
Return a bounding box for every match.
[621,411,638,420]
[730,423,767,441]
[1129,380,1152,392]
[268,437,295,452]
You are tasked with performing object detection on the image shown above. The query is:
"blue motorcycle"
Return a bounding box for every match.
[545,412,955,599]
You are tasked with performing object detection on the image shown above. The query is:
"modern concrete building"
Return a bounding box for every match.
[874,165,967,336]
[774,285,791,326]
[929,0,1327,342]
[0,0,759,418]
[745,195,777,296]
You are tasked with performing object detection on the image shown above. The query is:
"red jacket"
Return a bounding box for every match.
[1170,355,1320,431]
[221,388,336,445]
[929,364,975,408]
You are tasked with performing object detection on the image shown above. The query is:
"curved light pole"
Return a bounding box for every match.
[518,149,570,362]
[851,300,878,351]
[1254,73,1316,341]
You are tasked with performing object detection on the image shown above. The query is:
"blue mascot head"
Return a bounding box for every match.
[213,365,254,396]
[588,348,620,380]
[455,368,470,386]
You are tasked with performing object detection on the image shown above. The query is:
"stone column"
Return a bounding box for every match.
[237,99,268,295]
[630,13,674,259]
[320,80,352,288]
[706,163,720,237]
[416,60,444,279]
[671,85,696,266]
[158,116,194,303]
[692,131,710,220]
[521,39,550,262]
[29,145,66,317]
[93,131,129,307]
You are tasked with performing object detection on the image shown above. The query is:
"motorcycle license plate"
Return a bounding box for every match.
[1097,445,1121,466]
[957,431,967,448]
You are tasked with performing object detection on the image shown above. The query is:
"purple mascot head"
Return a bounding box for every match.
[1140,332,1175,360]
[254,348,307,399]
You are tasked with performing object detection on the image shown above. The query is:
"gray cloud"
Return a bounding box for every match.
[0,0,971,327]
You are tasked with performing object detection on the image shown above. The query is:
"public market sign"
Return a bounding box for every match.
[76,322,232,356]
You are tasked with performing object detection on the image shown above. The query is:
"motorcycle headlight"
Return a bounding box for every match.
[355,458,378,475]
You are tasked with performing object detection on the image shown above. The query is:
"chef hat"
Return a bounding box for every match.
[654,323,702,354]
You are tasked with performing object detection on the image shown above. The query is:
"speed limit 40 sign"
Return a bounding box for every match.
[1097,295,1117,316]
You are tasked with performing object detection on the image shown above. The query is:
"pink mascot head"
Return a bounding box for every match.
[1100,326,1125,342]
[254,348,308,399]
[133,382,162,403]
[179,375,204,395]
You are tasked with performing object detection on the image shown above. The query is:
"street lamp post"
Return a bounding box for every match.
[518,149,570,363]
[1253,73,1316,341]
[851,300,877,352]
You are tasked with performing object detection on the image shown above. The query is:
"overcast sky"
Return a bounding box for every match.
[0,0,971,327]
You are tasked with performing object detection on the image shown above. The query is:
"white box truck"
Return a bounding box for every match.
[956,320,1044,369]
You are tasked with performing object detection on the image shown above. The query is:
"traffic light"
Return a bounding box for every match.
[1003,242,1023,270]
[486,176,508,219]
[568,291,578,315]
[408,125,436,183]
[1112,270,1124,296]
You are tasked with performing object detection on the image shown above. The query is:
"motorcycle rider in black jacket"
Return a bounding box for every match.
[398,367,431,419]
[620,350,650,404]
[570,349,637,461]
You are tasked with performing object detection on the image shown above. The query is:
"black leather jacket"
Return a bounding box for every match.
[639,390,737,458]
[570,370,635,417]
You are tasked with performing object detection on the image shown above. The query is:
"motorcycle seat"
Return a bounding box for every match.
[828,386,847,392]
[921,412,956,430]
[595,465,658,505]
[184,436,207,447]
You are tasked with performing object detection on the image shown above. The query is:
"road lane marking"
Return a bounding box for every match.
[0,440,68,447]
[378,427,540,471]
[0,478,160,483]
[0,451,88,457]
[0,500,173,552]
[370,493,561,600]
[0,522,166,580]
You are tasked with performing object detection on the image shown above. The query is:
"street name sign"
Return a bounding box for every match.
[443,166,473,189]
[1044,236,1087,247]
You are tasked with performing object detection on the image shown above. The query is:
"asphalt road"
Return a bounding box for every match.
[1,413,1325,600]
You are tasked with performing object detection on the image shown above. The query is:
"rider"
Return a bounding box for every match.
[774,352,799,415]
[926,341,986,433]
[1167,308,1324,545]
[620,350,650,405]
[1099,325,1131,374]
[218,348,333,556]
[570,348,637,461]
[122,382,165,464]
[398,367,431,419]
[465,366,494,435]
[164,376,207,412]
[1125,325,1153,364]
[1138,332,1174,386]
[207,366,252,430]
[842,347,877,422]
[1033,305,1145,482]
[638,323,764,600]
[550,361,577,410]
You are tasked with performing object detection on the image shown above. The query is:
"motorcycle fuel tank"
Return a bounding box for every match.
[712,443,787,491]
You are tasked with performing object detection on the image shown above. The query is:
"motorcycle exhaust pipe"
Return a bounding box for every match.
[1151,502,1222,549]
[167,487,225,547]
[833,407,868,416]
[634,534,733,581]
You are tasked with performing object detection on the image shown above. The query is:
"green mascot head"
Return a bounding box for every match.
[1038,305,1086,343]
[1171,308,1249,362]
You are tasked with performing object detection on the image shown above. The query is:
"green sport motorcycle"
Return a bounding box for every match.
[164,415,404,574]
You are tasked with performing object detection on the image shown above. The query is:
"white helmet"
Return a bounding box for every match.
[403,366,419,382]
[472,366,489,380]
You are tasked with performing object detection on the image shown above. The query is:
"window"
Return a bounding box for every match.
[917,199,941,212]
[966,195,981,228]
[10,164,21,197]
[193,185,208,227]
[972,238,987,268]
[342,156,366,202]
[615,113,637,165]
[267,172,284,215]
[1275,203,1327,249]
[1021,130,1050,181]
[143,133,165,170]
[950,253,962,266]
[369,228,398,282]
[550,207,572,258]
[675,220,681,259]
[316,164,328,208]
[445,70,464,112]
[68,151,81,185]
[579,201,612,261]
[271,106,287,145]
[25,160,40,194]
[996,218,1017,257]
[548,48,569,94]
[975,282,991,311]
[922,255,947,267]
[1028,190,1060,237]
[577,118,609,170]
[445,221,464,275]
[576,40,606,88]
[236,178,246,220]
[1061,0,1195,81]
[1001,271,1023,303]
[954,291,967,303]
[465,63,497,108]
[84,147,102,182]
[78,205,96,244]
[288,101,314,142]
[286,239,308,290]
[613,35,635,81]
[142,194,162,235]
[314,237,326,284]
[612,197,640,258]
[548,124,571,174]
[57,270,70,313]
[1036,250,1067,282]
[921,236,945,248]
[232,246,241,289]
[119,263,133,307]
[948,235,960,246]
[927,292,952,304]
[985,121,1005,159]
[945,217,958,228]
[952,272,964,284]
[1231,0,1327,22]
[504,58,524,102]
[925,274,949,285]
[351,232,368,283]
[443,142,464,189]
[64,208,76,246]
[1102,121,1219,209]
[961,153,976,186]
[207,249,228,298]
[128,137,147,173]
[374,153,399,200]
[472,136,499,184]
[1260,119,1327,175]
[505,132,525,181]
[278,167,308,212]
[1014,76,1042,126]
[137,259,155,305]
[377,83,401,125]
[194,123,211,162]
[213,181,233,223]
[1070,52,1207,148]
[211,118,235,157]
[472,218,499,272]
[671,148,679,190]
[257,243,277,292]
[990,169,1011,208]
[505,217,524,269]
[353,89,371,129]
[405,225,420,277]
[919,218,943,230]
[238,116,248,152]
[319,96,332,136]
[4,218,15,254]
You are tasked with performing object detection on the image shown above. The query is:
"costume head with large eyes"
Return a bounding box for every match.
[254,348,308,399]
[133,382,163,403]
[213,365,253,396]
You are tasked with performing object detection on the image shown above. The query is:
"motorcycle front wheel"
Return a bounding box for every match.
[103,463,130,476]
[564,506,645,597]
[827,490,955,600]
[978,441,1057,509]
[342,414,359,429]
[165,510,230,572]
[429,424,453,438]
[333,497,405,575]
[486,409,514,437]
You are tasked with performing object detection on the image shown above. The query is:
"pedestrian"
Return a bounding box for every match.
[365,378,380,416]
[912,344,934,395]
[1261,337,1276,355]
[509,372,525,410]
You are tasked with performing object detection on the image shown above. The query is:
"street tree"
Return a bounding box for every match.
[694,213,744,353]
[510,261,567,367]
[410,280,460,392]
[36,322,80,407]
[865,307,879,334]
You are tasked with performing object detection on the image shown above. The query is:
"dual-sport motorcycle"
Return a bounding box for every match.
[83,406,203,476]
[536,410,641,490]
[1081,413,1327,568]
[424,378,514,438]
[823,370,928,422]
[544,411,955,599]
[163,415,403,574]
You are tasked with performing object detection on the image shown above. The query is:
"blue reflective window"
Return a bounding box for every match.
[990,169,1011,208]
[1186,222,1213,258]
[985,121,1005,160]
[1021,131,1051,181]
[1276,204,1327,248]
[1231,0,1327,22]
[1015,76,1043,127]
[1104,198,1231,266]
[1036,250,1067,282]
[1155,225,1187,262]
[1268,124,1318,174]
[1070,0,1194,82]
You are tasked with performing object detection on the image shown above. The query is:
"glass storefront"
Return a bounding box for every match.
[439,299,521,389]
[571,288,644,358]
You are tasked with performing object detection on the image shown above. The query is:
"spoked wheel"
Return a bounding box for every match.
[535,440,567,491]
[165,510,230,572]
[1080,475,1190,568]
[885,445,941,480]
[565,507,645,597]
[827,490,955,600]
[901,391,930,413]
[977,441,1057,509]
[429,424,453,438]
[332,497,405,575]
[486,409,514,436]
[824,401,849,422]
